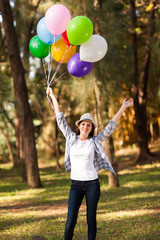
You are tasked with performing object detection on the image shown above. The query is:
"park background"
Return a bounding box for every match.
[0,0,160,239]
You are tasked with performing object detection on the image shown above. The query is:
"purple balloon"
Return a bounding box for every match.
[67,53,92,77]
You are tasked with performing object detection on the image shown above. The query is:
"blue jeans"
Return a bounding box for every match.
[65,178,100,240]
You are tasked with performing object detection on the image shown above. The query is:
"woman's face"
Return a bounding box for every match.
[78,120,92,137]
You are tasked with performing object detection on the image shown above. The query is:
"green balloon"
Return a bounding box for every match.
[29,35,50,58]
[67,16,93,45]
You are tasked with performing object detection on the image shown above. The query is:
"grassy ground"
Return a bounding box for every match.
[0,143,160,240]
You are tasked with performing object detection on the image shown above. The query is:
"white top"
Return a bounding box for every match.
[70,137,98,181]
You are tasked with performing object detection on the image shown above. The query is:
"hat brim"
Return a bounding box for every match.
[75,119,97,129]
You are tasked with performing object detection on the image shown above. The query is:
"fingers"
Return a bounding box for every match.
[46,87,49,95]
[123,98,127,104]
[46,86,52,96]
[126,98,134,106]
[128,97,133,104]
[123,97,134,107]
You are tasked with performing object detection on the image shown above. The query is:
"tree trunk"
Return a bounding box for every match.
[55,122,61,172]
[129,0,157,163]
[15,109,21,166]
[0,0,42,188]
[15,109,27,181]
[94,76,119,187]
[149,121,154,143]
[107,137,119,187]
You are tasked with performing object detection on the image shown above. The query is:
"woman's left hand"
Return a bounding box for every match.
[111,98,134,123]
[122,98,134,108]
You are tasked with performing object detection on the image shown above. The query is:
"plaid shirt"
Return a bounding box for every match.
[56,112,117,175]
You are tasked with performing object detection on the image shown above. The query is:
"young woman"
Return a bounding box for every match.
[47,87,133,240]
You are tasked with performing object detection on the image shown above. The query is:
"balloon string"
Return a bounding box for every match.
[60,45,72,64]
[49,45,72,85]
[47,47,52,83]
[49,62,62,85]
[49,71,66,86]
[41,58,48,83]
[47,94,55,113]
[46,44,72,112]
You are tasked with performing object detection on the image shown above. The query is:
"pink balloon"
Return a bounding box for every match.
[45,4,71,36]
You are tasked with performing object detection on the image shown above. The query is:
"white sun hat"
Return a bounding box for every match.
[75,113,97,129]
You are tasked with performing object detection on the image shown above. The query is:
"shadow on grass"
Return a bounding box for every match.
[0,212,65,232]
[0,208,68,240]
[96,213,160,240]
[0,182,28,193]
[0,167,28,193]
[0,198,68,214]
[98,195,160,213]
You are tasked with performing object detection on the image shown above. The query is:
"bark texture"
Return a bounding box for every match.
[0,0,42,187]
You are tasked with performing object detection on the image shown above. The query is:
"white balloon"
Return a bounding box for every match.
[80,35,108,62]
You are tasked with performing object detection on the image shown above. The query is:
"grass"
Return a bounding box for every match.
[0,144,160,240]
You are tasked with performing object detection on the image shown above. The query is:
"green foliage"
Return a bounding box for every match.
[0,68,15,161]
[0,68,13,103]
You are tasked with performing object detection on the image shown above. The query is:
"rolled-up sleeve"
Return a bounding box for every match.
[56,112,73,138]
[95,120,117,142]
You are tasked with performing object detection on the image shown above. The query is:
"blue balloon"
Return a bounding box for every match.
[67,53,92,77]
[37,17,61,45]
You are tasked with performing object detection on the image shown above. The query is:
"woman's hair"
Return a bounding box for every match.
[75,121,95,138]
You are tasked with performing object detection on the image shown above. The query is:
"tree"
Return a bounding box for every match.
[0,0,42,188]
[129,0,158,162]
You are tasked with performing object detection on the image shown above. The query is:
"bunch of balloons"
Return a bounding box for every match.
[29,4,108,79]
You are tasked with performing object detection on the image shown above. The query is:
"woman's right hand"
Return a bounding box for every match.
[46,86,53,96]
[46,86,61,113]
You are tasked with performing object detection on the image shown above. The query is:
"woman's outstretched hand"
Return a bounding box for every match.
[122,98,134,109]
[46,86,53,96]
[111,98,134,123]
[46,86,61,113]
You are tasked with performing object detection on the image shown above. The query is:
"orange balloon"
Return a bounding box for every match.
[51,38,76,63]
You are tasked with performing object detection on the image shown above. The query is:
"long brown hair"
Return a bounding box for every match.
[75,121,95,138]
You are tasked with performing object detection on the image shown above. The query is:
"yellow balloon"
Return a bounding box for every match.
[51,38,76,63]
